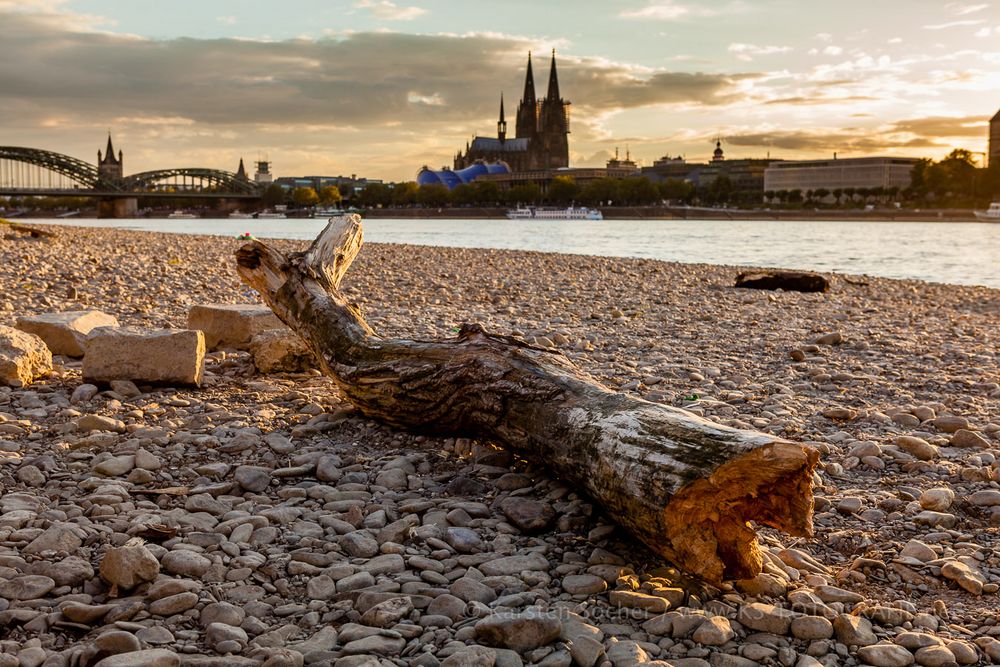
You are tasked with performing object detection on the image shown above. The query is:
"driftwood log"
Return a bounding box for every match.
[235,215,819,583]
[0,218,55,239]
[735,270,830,293]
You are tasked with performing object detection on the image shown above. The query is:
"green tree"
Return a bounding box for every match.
[547,176,580,204]
[262,184,286,207]
[580,178,620,206]
[391,181,419,207]
[704,175,734,205]
[292,187,319,207]
[618,177,659,205]
[662,179,695,204]
[506,183,542,204]
[318,185,342,207]
[451,183,476,206]
[416,183,451,207]
[472,180,501,205]
[813,188,830,204]
[358,183,392,208]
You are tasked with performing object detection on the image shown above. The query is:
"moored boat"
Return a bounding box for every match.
[167,210,198,219]
[973,202,1000,221]
[506,206,603,220]
[228,210,254,219]
[313,207,344,218]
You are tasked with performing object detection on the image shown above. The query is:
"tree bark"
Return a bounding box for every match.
[235,215,819,583]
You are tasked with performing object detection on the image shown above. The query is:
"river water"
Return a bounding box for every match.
[30,217,1000,289]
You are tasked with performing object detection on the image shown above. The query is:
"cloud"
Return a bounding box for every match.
[725,130,941,153]
[725,114,989,154]
[620,1,746,21]
[923,19,985,29]
[621,2,694,20]
[762,95,879,106]
[216,16,237,25]
[946,2,990,15]
[355,0,427,21]
[728,43,793,61]
[888,115,989,137]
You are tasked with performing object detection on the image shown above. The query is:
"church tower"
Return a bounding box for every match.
[97,134,123,181]
[497,93,507,143]
[515,52,538,140]
[712,139,725,162]
[537,50,570,169]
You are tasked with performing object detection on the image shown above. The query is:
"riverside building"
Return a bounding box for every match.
[990,107,999,167]
[763,157,920,193]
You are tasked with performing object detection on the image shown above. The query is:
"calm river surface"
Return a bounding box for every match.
[33,217,1000,289]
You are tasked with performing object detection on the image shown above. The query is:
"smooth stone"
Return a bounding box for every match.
[161,550,212,577]
[475,610,562,652]
[93,649,180,667]
[856,644,915,667]
[562,574,607,596]
[737,602,797,635]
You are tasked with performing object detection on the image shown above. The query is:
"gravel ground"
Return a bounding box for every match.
[0,224,997,667]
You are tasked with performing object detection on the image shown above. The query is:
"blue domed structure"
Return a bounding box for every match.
[417,160,510,190]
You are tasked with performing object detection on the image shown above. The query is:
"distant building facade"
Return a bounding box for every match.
[476,165,640,194]
[990,107,999,168]
[453,51,571,172]
[273,174,383,196]
[764,157,920,193]
[640,146,779,202]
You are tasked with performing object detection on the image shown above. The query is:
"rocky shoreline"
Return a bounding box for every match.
[0,224,997,667]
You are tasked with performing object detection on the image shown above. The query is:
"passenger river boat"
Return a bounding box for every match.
[506,206,603,220]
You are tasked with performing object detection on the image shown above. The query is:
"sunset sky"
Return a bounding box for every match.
[1,0,997,181]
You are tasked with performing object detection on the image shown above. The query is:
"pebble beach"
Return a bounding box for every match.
[0,223,998,667]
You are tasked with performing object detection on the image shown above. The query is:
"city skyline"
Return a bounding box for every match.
[0,0,997,180]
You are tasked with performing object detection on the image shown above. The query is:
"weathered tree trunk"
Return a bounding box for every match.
[235,215,818,583]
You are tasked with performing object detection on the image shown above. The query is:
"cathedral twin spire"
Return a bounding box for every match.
[546,50,560,101]
[511,50,565,140]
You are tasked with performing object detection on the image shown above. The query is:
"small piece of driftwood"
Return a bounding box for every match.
[0,219,55,239]
[735,270,830,293]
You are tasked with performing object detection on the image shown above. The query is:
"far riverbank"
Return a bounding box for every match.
[4,206,983,223]
[362,206,982,222]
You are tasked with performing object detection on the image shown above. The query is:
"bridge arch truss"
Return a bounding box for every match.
[0,146,117,192]
[124,168,260,196]
[0,146,260,198]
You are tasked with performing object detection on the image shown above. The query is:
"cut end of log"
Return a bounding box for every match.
[663,441,819,583]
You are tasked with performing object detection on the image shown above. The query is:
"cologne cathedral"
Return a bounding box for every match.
[453,51,570,172]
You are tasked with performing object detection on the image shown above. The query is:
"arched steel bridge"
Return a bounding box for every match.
[0,146,261,199]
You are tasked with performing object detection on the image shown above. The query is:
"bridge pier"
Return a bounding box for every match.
[98,198,138,219]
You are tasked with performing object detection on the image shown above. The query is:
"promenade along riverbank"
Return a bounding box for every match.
[0,225,998,665]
